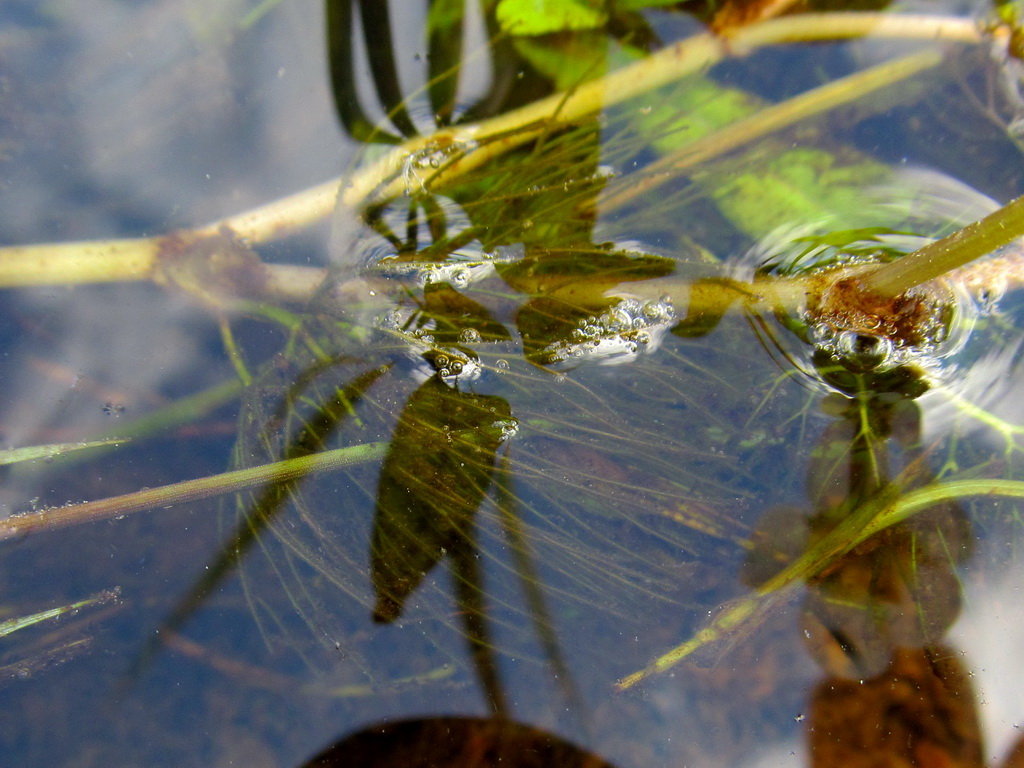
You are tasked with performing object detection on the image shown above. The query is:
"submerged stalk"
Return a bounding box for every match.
[0,588,121,639]
[0,238,158,287]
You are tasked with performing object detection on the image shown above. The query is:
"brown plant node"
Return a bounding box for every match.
[806,267,953,351]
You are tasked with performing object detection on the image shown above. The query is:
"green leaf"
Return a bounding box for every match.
[426,0,465,33]
[498,243,675,297]
[643,76,762,154]
[496,0,608,35]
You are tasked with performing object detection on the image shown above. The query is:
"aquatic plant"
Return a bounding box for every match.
[5,6,1024,762]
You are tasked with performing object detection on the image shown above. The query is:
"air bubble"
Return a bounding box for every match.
[835,331,894,372]
[459,328,482,343]
[537,296,677,369]
[809,324,837,345]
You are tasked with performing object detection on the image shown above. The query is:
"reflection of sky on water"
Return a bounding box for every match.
[923,296,1024,763]
[0,286,207,448]
[0,2,349,503]
[1,2,349,238]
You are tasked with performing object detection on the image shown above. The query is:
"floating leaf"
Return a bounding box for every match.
[512,30,611,91]
[498,244,675,298]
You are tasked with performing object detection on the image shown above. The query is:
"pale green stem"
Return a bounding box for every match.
[864,193,1024,296]
[192,179,341,245]
[0,441,388,541]
[0,437,127,466]
[0,588,121,639]
[218,315,254,386]
[863,478,1024,537]
[0,238,158,286]
[723,11,980,50]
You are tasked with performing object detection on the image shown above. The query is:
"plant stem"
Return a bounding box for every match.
[0,13,983,295]
[0,588,120,639]
[0,437,128,466]
[0,441,388,541]
[863,193,1024,296]
[0,238,158,286]
[864,477,1024,535]
[193,178,342,244]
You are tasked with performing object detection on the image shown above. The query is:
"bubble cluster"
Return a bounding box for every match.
[369,244,521,290]
[542,296,677,369]
[376,309,405,333]
[492,417,520,442]
[418,263,473,288]
[425,347,482,386]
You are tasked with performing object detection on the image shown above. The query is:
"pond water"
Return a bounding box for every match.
[4,2,1024,767]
